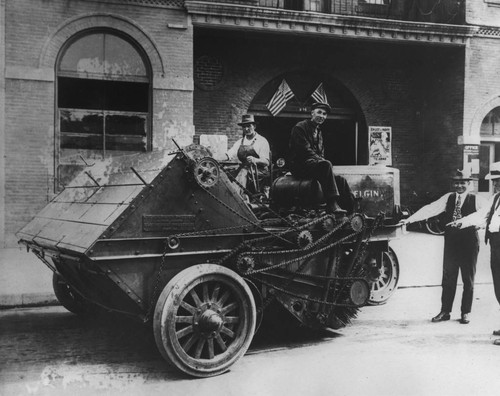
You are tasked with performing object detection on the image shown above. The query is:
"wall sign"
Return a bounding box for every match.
[369,126,392,166]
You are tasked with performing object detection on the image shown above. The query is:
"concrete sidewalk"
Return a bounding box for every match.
[0,230,494,309]
[0,246,58,308]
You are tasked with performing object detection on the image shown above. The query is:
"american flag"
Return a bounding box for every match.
[266,79,294,116]
[311,83,329,105]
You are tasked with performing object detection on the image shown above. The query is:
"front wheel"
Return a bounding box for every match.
[364,247,400,305]
[153,264,256,377]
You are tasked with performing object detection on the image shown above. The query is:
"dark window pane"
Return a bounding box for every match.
[106,114,147,136]
[284,0,303,10]
[58,77,148,112]
[60,110,103,134]
[58,77,106,110]
[104,80,149,112]
[60,133,104,150]
[493,107,500,135]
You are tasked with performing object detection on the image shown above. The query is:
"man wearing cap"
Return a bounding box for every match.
[223,114,270,195]
[403,169,485,324]
[451,162,500,343]
[289,102,351,214]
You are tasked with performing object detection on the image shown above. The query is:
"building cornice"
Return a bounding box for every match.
[476,27,500,38]
[83,0,184,9]
[185,1,477,45]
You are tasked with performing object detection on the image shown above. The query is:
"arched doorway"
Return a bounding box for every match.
[478,106,500,197]
[248,71,366,166]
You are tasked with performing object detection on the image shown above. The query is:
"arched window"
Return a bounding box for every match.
[57,31,151,154]
[480,107,500,136]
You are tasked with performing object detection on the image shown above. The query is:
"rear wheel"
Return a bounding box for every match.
[52,273,90,314]
[425,215,446,235]
[153,264,256,377]
[365,247,400,305]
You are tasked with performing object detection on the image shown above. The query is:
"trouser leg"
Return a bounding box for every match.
[441,235,459,313]
[441,260,459,313]
[490,235,500,306]
[459,239,479,314]
[304,160,339,200]
[335,175,355,214]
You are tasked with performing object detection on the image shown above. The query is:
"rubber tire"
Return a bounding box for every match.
[153,264,256,378]
[366,247,400,305]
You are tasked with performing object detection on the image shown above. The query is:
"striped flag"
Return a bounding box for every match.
[266,79,294,116]
[311,83,329,105]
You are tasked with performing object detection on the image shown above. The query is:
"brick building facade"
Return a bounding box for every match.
[1,0,500,247]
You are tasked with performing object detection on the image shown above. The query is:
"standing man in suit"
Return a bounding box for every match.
[451,162,500,344]
[403,170,485,324]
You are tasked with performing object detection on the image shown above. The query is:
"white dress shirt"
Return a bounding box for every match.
[458,193,500,232]
[226,133,270,165]
[406,192,484,224]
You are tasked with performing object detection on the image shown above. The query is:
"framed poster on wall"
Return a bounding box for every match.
[369,126,392,166]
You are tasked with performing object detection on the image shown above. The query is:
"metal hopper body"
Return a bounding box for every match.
[18,145,257,318]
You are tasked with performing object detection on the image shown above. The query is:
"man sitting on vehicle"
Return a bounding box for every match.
[222,114,270,197]
[289,102,352,214]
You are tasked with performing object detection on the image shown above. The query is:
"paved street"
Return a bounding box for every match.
[1,230,500,396]
[2,283,500,396]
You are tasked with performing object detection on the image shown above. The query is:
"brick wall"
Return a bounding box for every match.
[2,0,194,246]
[466,1,500,27]
[194,32,465,209]
[463,37,500,140]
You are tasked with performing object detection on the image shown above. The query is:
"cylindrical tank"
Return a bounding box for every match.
[271,175,324,208]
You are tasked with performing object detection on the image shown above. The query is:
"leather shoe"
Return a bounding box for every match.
[494,339,500,346]
[431,312,450,322]
[460,313,470,324]
[326,201,347,215]
[493,330,500,336]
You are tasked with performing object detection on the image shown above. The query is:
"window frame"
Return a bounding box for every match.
[55,28,152,158]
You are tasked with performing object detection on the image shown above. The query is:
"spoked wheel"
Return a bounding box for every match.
[365,247,400,305]
[193,157,220,189]
[153,264,256,377]
[52,273,90,314]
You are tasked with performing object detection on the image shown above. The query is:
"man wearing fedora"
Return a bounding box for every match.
[451,162,500,344]
[403,169,486,324]
[289,102,352,214]
[223,114,270,195]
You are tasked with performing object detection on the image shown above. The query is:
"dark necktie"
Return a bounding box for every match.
[452,195,462,221]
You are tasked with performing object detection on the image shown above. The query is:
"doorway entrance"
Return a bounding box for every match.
[478,106,500,198]
[255,116,358,166]
[248,71,365,167]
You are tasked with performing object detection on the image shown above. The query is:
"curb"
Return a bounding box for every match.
[0,293,59,309]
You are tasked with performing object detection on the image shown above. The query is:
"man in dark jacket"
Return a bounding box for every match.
[404,170,485,324]
[451,162,500,344]
[289,102,350,214]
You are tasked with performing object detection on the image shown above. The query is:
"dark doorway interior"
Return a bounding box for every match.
[255,116,358,166]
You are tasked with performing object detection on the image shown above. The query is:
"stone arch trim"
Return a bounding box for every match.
[38,13,165,77]
[468,95,500,138]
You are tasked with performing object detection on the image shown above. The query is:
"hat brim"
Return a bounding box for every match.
[311,105,331,113]
[451,177,473,181]
[237,121,256,126]
[485,174,500,180]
